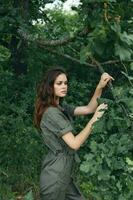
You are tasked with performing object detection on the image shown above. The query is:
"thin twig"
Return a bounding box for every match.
[121,62,133,88]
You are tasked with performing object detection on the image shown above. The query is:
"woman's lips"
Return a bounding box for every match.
[61,91,67,93]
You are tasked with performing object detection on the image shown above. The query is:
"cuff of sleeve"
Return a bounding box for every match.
[58,125,73,138]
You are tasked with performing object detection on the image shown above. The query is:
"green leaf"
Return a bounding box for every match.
[80,46,92,64]
[90,141,97,152]
[91,191,102,200]
[119,32,133,45]
[23,190,34,200]
[116,181,122,191]
[80,162,91,173]
[97,97,114,106]
[118,195,126,200]
[126,177,133,191]
[98,170,111,181]
[0,45,11,62]
[121,71,133,80]
[129,88,133,95]
[110,23,121,33]
[115,43,132,61]
[130,63,133,71]
[126,157,133,166]
[94,41,105,56]
[92,119,105,133]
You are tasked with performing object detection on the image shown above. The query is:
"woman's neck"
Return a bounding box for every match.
[55,97,60,105]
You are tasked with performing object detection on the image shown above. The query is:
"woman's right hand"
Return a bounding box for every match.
[90,103,108,125]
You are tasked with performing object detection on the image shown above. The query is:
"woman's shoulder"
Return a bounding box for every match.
[42,106,63,120]
[43,106,60,116]
[40,106,60,127]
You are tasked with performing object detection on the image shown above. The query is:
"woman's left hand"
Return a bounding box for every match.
[98,72,114,89]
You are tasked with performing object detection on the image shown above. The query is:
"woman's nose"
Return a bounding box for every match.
[62,84,67,89]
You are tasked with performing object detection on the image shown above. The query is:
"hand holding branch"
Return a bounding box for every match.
[97,72,114,89]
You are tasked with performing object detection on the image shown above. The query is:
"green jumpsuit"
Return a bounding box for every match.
[40,103,86,200]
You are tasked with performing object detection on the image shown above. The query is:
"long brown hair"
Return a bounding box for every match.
[34,67,67,129]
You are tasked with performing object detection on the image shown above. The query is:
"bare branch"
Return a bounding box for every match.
[101,60,133,65]
[101,60,120,65]
[41,46,96,67]
[40,46,133,69]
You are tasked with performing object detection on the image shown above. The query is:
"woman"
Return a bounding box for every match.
[34,67,114,200]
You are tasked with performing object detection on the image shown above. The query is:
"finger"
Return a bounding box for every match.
[99,103,108,109]
[102,74,114,80]
[103,105,108,109]
[108,75,114,81]
[103,78,109,82]
[104,105,108,109]
[101,103,108,105]
[103,103,108,106]
[102,103,108,108]
[100,103,106,106]
[110,76,115,81]
[104,77,113,82]
[103,72,108,75]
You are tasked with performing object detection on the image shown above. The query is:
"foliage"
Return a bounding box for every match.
[0,0,133,199]
[0,70,46,199]
[0,45,11,62]
[80,87,133,199]
[23,190,34,200]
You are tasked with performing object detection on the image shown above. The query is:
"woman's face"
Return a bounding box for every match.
[54,73,68,98]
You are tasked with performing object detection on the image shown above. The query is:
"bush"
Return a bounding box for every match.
[80,87,133,199]
[0,71,46,199]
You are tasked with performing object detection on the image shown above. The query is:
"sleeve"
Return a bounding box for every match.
[40,107,73,138]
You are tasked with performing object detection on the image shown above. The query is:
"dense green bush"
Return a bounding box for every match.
[1,66,133,199]
[0,0,133,199]
[0,70,46,199]
[0,67,102,199]
[0,68,93,199]
[80,86,133,199]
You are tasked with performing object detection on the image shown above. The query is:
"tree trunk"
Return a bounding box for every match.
[10,0,30,75]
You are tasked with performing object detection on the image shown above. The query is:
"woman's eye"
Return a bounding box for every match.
[57,82,62,85]
[56,81,68,85]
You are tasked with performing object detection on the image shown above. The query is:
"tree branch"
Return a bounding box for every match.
[41,46,96,67]
[18,27,90,47]
[39,46,133,68]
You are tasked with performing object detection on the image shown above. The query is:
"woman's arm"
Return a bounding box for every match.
[74,72,114,116]
[74,85,102,115]
[62,103,108,150]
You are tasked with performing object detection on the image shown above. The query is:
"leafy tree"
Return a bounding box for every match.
[0,0,133,199]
